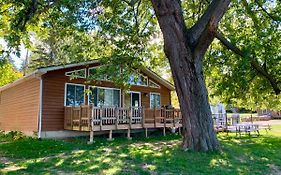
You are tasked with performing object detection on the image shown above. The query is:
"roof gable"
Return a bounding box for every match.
[0,60,175,91]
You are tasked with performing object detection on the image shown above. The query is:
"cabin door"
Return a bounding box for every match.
[125,91,141,108]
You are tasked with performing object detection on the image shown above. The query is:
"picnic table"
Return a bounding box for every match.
[226,122,271,136]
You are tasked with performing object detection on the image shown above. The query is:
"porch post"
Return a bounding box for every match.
[88,107,94,144]
[142,106,145,127]
[127,129,131,140]
[89,130,94,144]
[163,108,166,136]
[108,130,113,141]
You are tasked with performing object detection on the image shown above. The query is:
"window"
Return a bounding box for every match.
[88,86,120,107]
[124,92,141,108]
[149,80,160,88]
[128,75,148,86]
[65,69,86,78]
[150,93,161,108]
[65,83,85,106]
[88,67,109,80]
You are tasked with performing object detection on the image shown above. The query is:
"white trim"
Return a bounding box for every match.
[38,60,99,73]
[148,79,160,89]
[65,68,86,79]
[38,77,43,139]
[88,85,122,107]
[64,83,86,106]
[127,91,142,107]
[150,92,161,108]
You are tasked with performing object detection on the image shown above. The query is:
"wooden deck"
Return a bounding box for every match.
[64,106,182,141]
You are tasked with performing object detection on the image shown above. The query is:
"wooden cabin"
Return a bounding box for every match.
[0,60,182,139]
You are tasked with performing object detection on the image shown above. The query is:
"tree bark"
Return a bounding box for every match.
[151,0,230,151]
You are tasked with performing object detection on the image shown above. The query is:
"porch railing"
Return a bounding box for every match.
[64,105,182,131]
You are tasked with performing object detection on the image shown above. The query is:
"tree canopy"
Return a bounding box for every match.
[205,0,281,110]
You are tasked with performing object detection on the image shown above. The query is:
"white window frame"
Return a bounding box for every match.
[139,75,148,87]
[65,68,86,78]
[64,83,86,106]
[150,92,161,108]
[149,79,160,89]
[88,85,122,107]
[126,91,142,107]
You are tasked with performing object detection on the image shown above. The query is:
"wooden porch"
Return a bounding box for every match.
[64,106,182,140]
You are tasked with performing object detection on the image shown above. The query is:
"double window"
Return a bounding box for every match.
[88,86,121,107]
[150,93,161,108]
[65,83,85,106]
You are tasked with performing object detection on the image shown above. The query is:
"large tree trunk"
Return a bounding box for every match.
[151,0,230,151]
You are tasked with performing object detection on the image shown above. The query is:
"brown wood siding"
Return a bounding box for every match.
[41,63,172,131]
[0,77,40,132]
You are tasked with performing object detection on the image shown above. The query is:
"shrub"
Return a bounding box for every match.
[2,131,27,141]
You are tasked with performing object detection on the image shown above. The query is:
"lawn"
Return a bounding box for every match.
[227,113,257,119]
[0,125,281,175]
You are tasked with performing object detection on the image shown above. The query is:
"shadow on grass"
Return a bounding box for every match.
[1,132,281,175]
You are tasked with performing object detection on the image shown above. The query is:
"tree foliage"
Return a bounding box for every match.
[0,59,22,86]
[204,0,281,110]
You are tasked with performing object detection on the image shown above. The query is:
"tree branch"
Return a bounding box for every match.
[215,31,281,95]
[187,0,231,52]
[255,0,281,22]
[14,0,59,31]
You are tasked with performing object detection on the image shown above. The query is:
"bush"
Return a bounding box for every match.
[0,131,27,142]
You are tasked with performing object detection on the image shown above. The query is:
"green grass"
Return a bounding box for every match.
[0,126,281,175]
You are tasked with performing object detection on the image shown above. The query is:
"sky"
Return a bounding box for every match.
[0,38,28,69]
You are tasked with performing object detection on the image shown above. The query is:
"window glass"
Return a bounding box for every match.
[65,84,85,106]
[149,80,160,88]
[89,87,120,107]
[150,93,161,108]
[65,69,86,78]
[128,75,148,86]
[88,67,108,80]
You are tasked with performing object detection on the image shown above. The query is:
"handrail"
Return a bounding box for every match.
[64,106,182,131]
